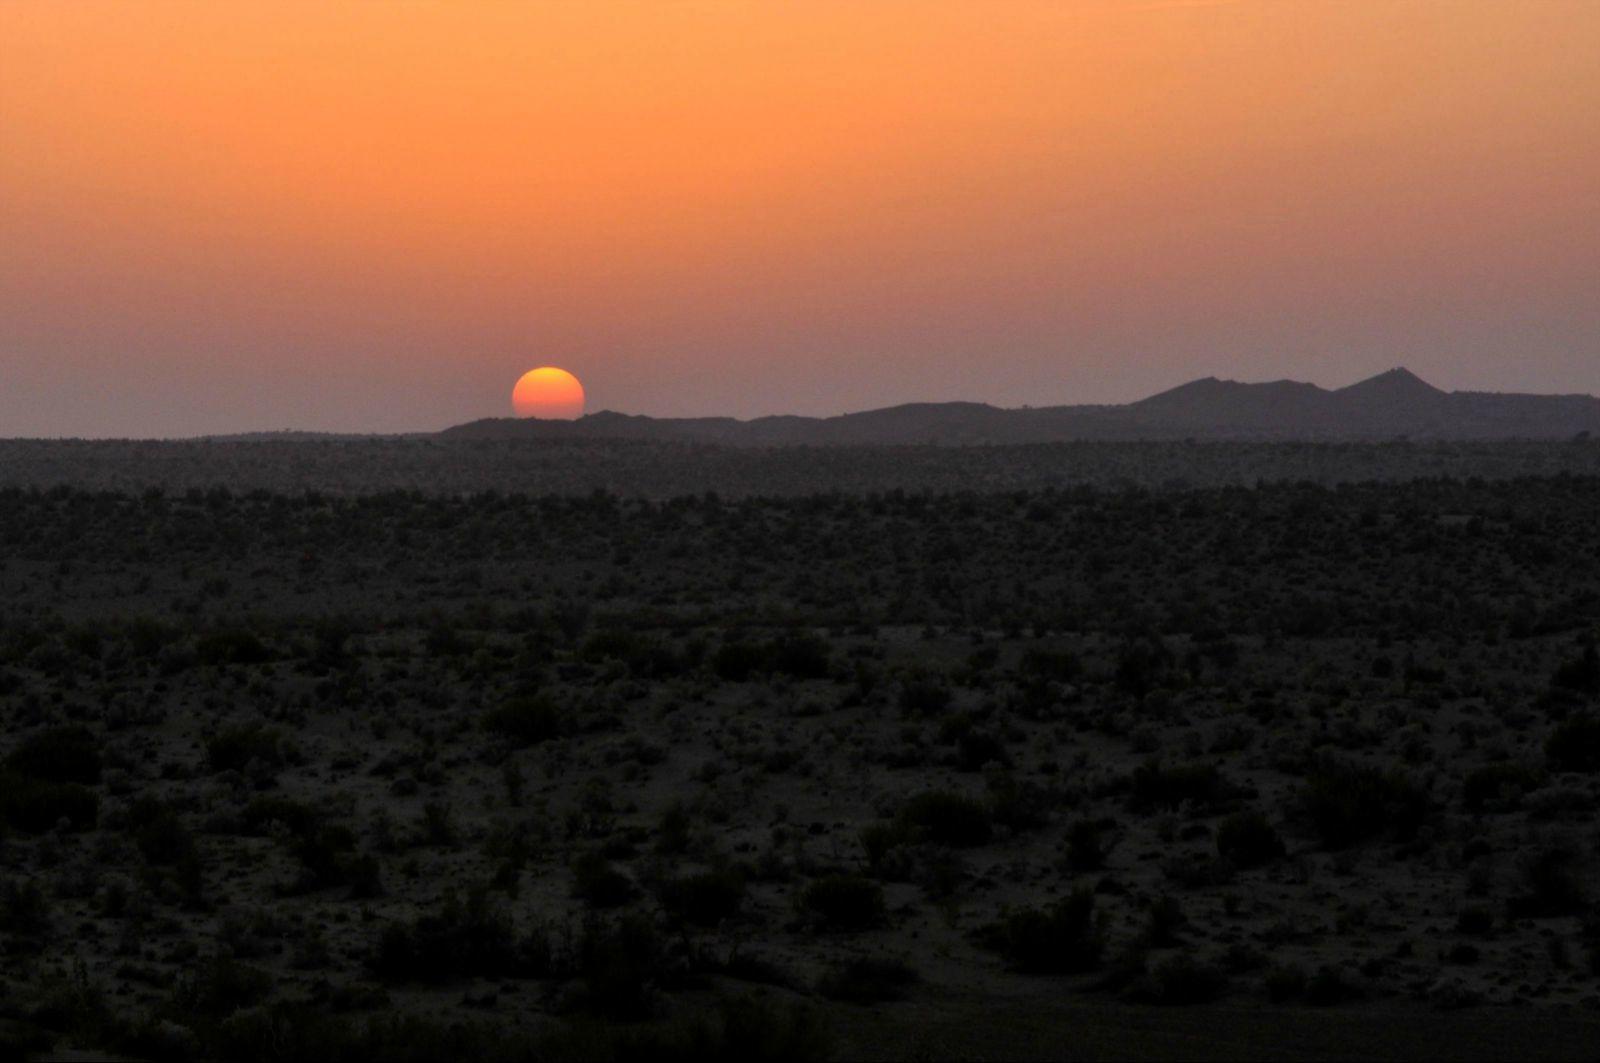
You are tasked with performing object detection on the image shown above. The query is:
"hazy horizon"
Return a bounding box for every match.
[4,1,1598,437]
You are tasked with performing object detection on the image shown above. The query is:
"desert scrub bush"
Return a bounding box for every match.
[1126,761,1245,814]
[799,875,886,932]
[817,956,918,1004]
[1300,759,1429,849]
[1113,636,1173,697]
[712,640,767,682]
[1546,715,1600,773]
[655,802,693,855]
[170,954,275,1023]
[898,675,952,716]
[4,725,101,784]
[581,629,688,679]
[1020,646,1080,682]
[236,795,378,897]
[482,694,564,748]
[205,723,290,776]
[987,772,1050,833]
[577,913,667,1019]
[1508,844,1589,917]
[983,889,1100,974]
[598,993,831,1062]
[203,994,827,1063]
[0,877,53,950]
[1263,963,1308,1003]
[1125,953,1229,1005]
[859,821,914,878]
[1302,964,1362,1005]
[122,796,195,866]
[768,632,831,679]
[1455,906,1494,936]
[572,850,638,909]
[658,866,746,928]
[193,630,271,667]
[1462,762,1545,812]
[897,790,993,848]
[1551,640,1600,695]
[372,890,548,984]
[1215,810,1285,869]
[955,730,1009,772]
[1063,817,1117,872]
[1143,894,1188,947]
[0,773,99,834]
[239,795,320,837]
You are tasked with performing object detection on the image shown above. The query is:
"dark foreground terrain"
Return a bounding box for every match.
[3,459,1600,1059]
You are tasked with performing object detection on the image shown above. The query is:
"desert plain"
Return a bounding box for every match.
[2,439,1599,1060]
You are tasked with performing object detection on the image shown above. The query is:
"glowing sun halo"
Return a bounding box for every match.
[512,367,585,420]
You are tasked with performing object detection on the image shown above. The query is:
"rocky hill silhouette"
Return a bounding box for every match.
[441,368,1600,444]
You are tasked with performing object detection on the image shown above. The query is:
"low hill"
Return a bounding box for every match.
[441,368,1600,445]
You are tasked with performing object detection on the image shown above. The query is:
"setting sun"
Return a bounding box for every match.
[512,367,585,420]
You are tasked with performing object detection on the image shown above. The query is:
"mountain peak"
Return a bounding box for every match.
[1338,367,1444,397]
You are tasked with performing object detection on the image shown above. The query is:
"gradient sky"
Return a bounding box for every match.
[2,1,1597,437]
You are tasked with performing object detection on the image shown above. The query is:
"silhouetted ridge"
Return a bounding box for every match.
[1336,367,1445,400]
[439,368,1600,445]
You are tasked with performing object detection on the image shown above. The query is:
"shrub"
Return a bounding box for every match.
[1546,715,1600,773]
[987,773,1049,833]
[1301,760,1429,849]
[655,803,693,855]
[1064,818,1116,872]
[581,630,681,678]
[1551,641,1600,694]
[4,726,101,785]
[817,956,918,1004]
[0,878,52,944]
[1144,894,1187,947]
[1126,953,1228,1005]
[1113,637,1172,697]
[1462,762,1544,812]
[986,890,1100,974]
[956,731,1009,772]
[572,851,637,909]
[608,994,830,1061]
[898,791,993,848]
[240,796,320,838]
[898,678,951,716]
[1127,761,1242,813]
[236,796,377,897]
[578,914,664,1019]
[769,634,831,679]
[372,891,546,984]
[800,875,885,932]
[482,695,564,748]
[172,955,274,1022]
[1509,845,1588,917]
[1303,964,1361,1005]
[206,724,288,775]
[1264,963,1307,1003]
[1455,906,1494,936]
[0,772,99,834]
[127,797,196,866]
[712,641,766,682]
[194,631,271,667]
[859,821,913,876]
[1215,810,1285,869]
[659,867,746,927]
[1020,647,1080,683]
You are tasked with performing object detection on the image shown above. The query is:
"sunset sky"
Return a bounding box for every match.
[2,0,1597,437]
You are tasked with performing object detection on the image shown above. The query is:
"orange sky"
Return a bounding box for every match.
[2,1,1597,435]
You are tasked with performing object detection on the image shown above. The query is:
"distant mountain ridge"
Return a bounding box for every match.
[441,369,1600,445]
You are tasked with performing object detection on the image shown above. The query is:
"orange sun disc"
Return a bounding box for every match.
[512,367,586,419]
